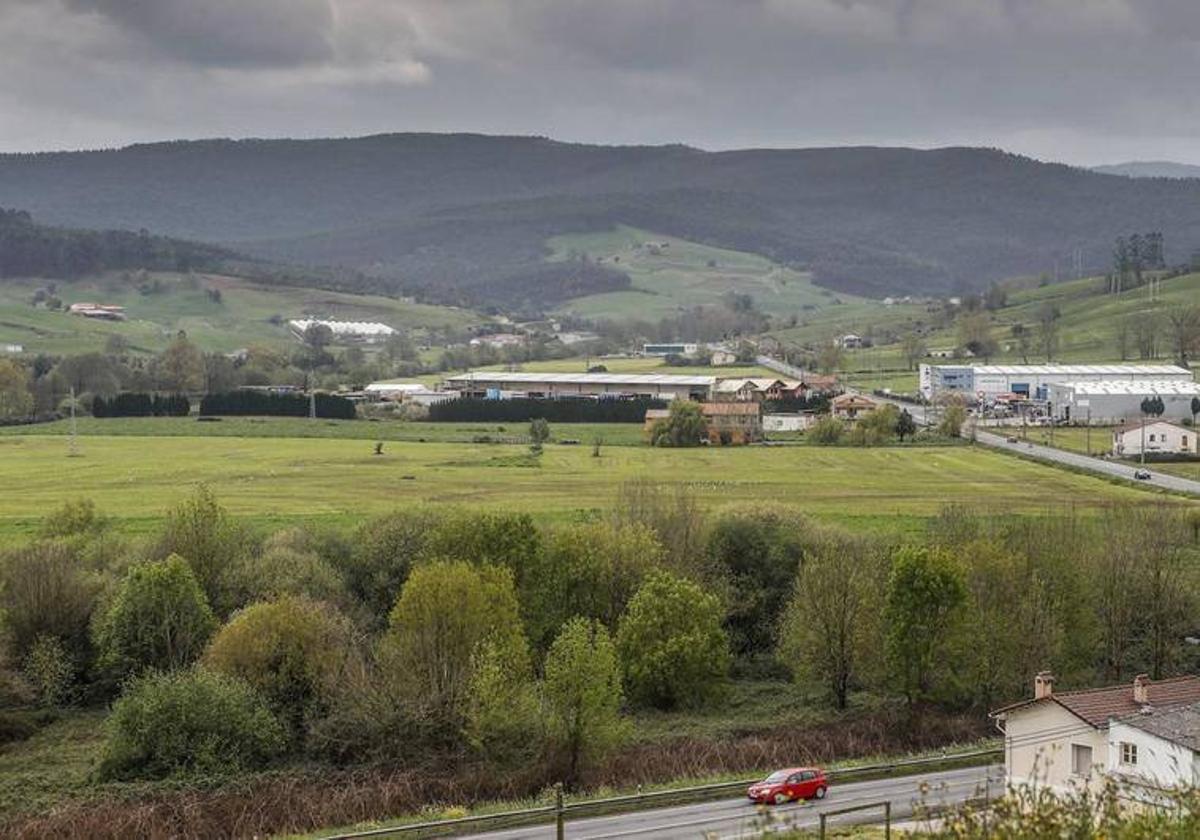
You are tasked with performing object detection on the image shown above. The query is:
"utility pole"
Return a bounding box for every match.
[309,389,317,420]
[1086,407,1091,456]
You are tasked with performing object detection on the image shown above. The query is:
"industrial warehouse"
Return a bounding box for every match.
[920,363,1194,401]
[1048,380,1200,424]
[443,371,717,401]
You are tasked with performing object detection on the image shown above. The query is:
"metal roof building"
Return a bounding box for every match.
[920,363,1193,400]
[1048,379,1200,424]
[444,371,716,400]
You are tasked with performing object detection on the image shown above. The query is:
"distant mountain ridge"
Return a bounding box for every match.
[1092,161,1200,179]
[4,133,1200,306]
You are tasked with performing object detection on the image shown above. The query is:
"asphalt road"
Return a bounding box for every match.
[974,430,1200,496]
[461,765,1001,840]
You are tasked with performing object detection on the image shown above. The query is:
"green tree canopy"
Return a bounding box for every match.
[94,554,217,679]
[650,400,707,447]
[617,570,730,709]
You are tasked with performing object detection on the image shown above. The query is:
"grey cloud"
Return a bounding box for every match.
[2,0,1200,164]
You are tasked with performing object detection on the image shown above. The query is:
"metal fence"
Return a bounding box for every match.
[323,747,1002,840]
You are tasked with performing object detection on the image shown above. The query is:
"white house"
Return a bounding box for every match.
[1107,703,1200,801]
[836,333,864,349]
[990,673,1200,793]
[288,319,396,343]
[1113,421,1197,458]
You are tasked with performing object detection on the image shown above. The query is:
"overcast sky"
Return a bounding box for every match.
[2,0,1198,164]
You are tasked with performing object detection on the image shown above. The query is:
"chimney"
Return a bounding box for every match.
[1133,674,1151,705]
[1034,671,1055,700]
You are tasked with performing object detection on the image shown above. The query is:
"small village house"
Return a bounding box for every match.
[643,403,763,445]
[1113,421,1197,458]
[991,672,1200,793]
[1107,702,1200,801]
[830,393,879,419]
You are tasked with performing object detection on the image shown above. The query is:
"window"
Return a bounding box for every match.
[1071,743,1093,776]
[1149,434,1156,442]
[1121,742,1138,766]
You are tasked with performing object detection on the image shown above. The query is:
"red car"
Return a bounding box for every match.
[747,767,828,804]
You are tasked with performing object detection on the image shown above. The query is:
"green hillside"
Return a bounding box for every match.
[0,272,479,355]
[547,225,920,322]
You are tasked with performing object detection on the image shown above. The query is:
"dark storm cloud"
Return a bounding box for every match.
[2,0,1199,163]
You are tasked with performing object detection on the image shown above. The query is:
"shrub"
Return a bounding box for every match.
[650,400,707,447]
[225,545,348,610]
[0,540,101,660]
[94,554,217,679]
[203,596,356,740]
[152,485,251,611]
[38,498,108,539]
[463,638,542,766]
[380,561,530,735]
[98,668,286,780]
[617,570,730,709]
[807,416,844,444]
[344,509,442,626]
[23,635,75,708]
[544,618,626,784]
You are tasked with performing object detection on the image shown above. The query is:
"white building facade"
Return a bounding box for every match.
[1112,421,1198,457]
[920,364,1193,402]
[1048,380,1200,424]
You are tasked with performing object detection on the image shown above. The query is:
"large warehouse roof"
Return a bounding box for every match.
[970,364,1191,376]
[445,372,717,386]
[1054,380,1200,396]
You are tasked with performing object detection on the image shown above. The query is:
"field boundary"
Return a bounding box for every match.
[320,747,1002,839]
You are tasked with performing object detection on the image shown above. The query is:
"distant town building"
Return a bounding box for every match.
[1113,421,1197,458]
[831,393,879,419]
[68,303,126,321]
[710,349,739,366]
[643,402,763,445]
[288,319,396,343]
[836,333,864,349]
[643,343,699,357]
[1,343,22,354]
[469,333,525,348]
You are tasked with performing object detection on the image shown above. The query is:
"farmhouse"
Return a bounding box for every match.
[830,393,879,419]
[991,672,1200,793]
[712,378,805,403]
[920,363,1193,401]
[68,302,126,321]
[1048,380,1200,424]
[836,333,864,349]
[288,319,396,343]
[1107,703,1200,800]
[643,403,763,445]
[446,371,715,401]
[1112,420,1197,458]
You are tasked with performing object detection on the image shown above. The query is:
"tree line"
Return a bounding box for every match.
[3,487,1197,798]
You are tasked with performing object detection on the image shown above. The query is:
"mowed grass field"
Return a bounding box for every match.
[0,271,479,355]
[0,432,1185,540]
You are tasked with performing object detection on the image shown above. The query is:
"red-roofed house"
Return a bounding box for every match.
[990,672,1200,792]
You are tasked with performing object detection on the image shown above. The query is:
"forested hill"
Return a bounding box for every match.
[5,134,1200,303]
[0,208,233,279]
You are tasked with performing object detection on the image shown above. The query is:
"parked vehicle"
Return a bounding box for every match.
[747,767,828,804]
[1134,470,1152,480]
[1006,436,1019,443]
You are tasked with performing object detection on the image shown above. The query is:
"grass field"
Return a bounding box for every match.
[546,225,919,326]
[0,432,1187,540]
[0,272,479,355]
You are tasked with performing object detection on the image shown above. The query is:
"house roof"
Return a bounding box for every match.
[1114,420,1192,436]
[969,364,1192,376]
[1117,702,1200,753]
[1053,380,1200,397]
[832,393,878,407]
[702,402,761,416]
[992,676,1200,728]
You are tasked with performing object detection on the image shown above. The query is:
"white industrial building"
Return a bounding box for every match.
[1048,380,1200,424]
[920,363,1193,401]
[444,371,715,401]
[288,318,397,343]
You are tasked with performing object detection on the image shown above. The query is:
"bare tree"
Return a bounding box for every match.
[1166,305,1200,365]
[1036,304,1061,362]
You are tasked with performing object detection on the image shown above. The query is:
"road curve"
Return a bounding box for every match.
[974,430,1200,496]
[461,765,1001,840]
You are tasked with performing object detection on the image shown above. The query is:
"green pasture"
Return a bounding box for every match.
[546,225,914,325]
[0,433,1186,540]
[0,272,478,355]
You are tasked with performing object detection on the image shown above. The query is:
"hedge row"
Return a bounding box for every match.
[93,393,190,418]
[429,397,667,423]
[763,394,831,415]
[199,391,356,420]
